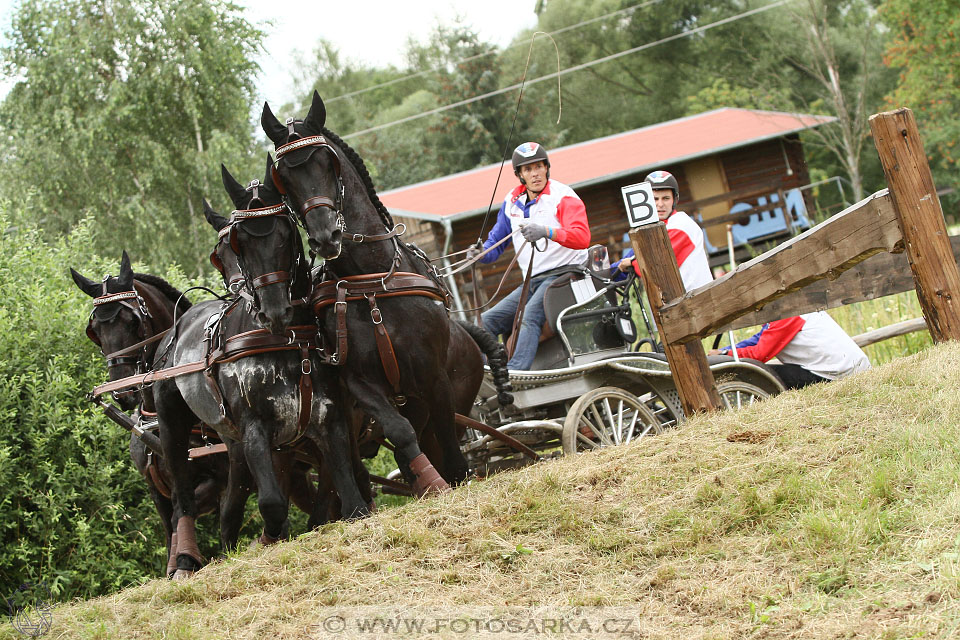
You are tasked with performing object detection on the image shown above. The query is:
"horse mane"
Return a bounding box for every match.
[319,126,395,229]
[133,272,192,314]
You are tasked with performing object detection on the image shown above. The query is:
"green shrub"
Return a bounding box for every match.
[0,208,225,601]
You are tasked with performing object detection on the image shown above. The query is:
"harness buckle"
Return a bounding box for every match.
[301,358,312,375]
[352,233,364,243]
[370,306,383,325]
[393,394,407,407]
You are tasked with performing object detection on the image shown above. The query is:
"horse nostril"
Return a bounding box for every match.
[330,228,342,245]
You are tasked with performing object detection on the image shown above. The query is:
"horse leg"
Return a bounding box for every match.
[307,404,369,520]
[423,375,469,486]
[284,458,319,517]
[345,376,449,496]
[156,386,204,579]
[130,433,177,577]
[242,426,289,545]
[147,487,175,578]
[219,439,254,553]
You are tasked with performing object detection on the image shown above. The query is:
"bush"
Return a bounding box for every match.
[0,207,222,601]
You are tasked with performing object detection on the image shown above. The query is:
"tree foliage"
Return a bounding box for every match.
[882,0,960,198]
[0,0,264,274]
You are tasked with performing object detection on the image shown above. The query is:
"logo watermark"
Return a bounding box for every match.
[6,582,53,637]
[304,607,645,638]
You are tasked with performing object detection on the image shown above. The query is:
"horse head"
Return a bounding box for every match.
[71,251,153,411]
[262,91,352,262]
[208,156,305,335]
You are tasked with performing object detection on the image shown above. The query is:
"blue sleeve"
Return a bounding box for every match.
[480,203,512,263]
[609,248,636,281]
[722,325,765,353]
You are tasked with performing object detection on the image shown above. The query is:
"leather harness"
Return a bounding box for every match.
[271,120,454,406]
[310,271,449,404]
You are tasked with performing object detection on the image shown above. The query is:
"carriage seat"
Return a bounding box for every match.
[540,268,617,342]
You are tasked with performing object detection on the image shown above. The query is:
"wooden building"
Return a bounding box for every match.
[379,108,837,313]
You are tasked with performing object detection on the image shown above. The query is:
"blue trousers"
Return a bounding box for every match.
[481,275,559,370]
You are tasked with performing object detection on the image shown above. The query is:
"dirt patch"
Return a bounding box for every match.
[726,430,772,443]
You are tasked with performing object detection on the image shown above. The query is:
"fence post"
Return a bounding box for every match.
[630,224,722,415]
[870,108,960,342]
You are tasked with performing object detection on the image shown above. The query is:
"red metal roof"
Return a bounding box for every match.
[380,108,835,221]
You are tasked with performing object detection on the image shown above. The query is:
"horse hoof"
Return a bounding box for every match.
[409,453,451,497]
[413,476,451,497]
[249,531,282,550]
[172,569,195,581]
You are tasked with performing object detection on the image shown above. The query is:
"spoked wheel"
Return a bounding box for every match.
[562,387,661,454]
[717,381,770,410]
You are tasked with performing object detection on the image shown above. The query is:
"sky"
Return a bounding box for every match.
[0,0,540,103]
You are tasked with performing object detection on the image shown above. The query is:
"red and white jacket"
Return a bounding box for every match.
[619,210,712,292]
[725,311,871,380]
[479,179,591,277]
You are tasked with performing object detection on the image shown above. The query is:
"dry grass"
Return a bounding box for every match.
[9,342,960,639]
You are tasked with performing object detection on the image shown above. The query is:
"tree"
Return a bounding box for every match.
[881,0,960,202]
[0,0,264,273]
[704,0,896,200]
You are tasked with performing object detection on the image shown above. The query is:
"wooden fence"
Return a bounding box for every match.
[629,108,960,415]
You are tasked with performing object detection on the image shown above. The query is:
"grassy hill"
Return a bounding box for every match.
[9,342,960,639]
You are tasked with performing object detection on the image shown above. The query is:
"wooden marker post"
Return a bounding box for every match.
[630,224,722,415]
[870,108,960,342]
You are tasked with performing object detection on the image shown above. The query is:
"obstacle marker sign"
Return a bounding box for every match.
[621,181,657,228]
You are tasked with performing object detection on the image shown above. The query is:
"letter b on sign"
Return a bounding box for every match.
[621,182,657,228]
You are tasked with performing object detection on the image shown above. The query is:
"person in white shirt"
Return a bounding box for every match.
[468,142,591,370]
[613,170,712,292]
[709,311,871,389]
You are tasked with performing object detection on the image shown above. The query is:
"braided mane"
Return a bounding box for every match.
[133,273,192,314]
[319,126,395,229]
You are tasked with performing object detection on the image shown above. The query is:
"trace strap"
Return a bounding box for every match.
[91,325,321,449]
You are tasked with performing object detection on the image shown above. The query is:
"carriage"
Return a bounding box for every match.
[455,245,786,476]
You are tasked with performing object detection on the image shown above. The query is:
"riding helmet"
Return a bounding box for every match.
[644,170,679,201]
[512,142,550,175]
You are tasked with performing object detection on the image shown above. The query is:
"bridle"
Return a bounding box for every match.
[271,119,345,255]
[86,279,155,404]
[209,179,303,313]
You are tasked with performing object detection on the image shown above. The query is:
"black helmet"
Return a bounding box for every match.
[512,142,550,174]
[645,170,679,201]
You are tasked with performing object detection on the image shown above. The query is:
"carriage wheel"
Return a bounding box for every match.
[717,381,771,410]
[562,387,661,455]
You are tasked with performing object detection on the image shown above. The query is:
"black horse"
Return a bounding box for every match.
[204,161,374,522]
[261,91,512,493]
[153,159,369,578]
[71,253,241,577]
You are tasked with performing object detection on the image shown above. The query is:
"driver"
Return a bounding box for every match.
[613,170,712,292]
[468,142,591,370]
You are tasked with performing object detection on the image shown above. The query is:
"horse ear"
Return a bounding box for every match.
[70,268,100,298]
[118,251,133,289]
[261,101,287,144]
[304,90,326,131]
[220,164,248,209]
[264,154,274,183]
[203,198,229,232]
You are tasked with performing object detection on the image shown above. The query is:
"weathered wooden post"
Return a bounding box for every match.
[870,108,960,342]
[629,223,721,415]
